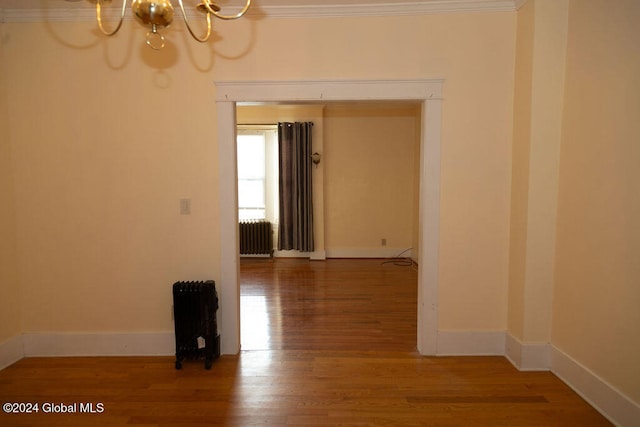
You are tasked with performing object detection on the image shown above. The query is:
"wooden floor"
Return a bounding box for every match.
[240,258,418,351]
[0,259,611,426]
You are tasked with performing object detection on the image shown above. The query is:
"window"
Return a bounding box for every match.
[237,127,278,222]
[237,133,266,220]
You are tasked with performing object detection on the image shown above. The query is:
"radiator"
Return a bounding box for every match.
[172,280,220,370]
[239,220,273,256]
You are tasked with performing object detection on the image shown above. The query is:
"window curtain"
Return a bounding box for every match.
[278,122,314,252]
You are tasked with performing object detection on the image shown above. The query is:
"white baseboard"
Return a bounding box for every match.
[274,250,310,258]
[272,250,326,260]
[21,332,175,357]
[505,333,550,371]
[310,250,326,260]
[551,345,640,427]
[436,330,506,356]
[0,335,24,370]
[326,247,412,259]
[273,248,409,260]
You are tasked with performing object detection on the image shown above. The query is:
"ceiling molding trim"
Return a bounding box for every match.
[251,1,518,18]
[514,0,529,10]
[1,8,96,23]
[1,1,519,22]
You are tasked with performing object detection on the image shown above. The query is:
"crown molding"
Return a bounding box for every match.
[1,1,521,22]
[514,0,529,10]
[252,1,520,18]
[1,8,82,23]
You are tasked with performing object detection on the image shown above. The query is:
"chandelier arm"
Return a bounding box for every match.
[176,0,213,42]
[202,0,252,20]
[96,0,127,36]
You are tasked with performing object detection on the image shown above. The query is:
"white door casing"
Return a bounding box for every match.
[215,79,443,355]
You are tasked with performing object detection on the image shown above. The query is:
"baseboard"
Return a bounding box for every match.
[21,332,175,357]
[436,330,505,356]
[505,333,550,371]
[326,247,412,259]
[274,248,409,260]
[272,250,326,260]
[310,250,326,260]
[274,250,311,258]
[551,345,640,427]
[0,335,24,370]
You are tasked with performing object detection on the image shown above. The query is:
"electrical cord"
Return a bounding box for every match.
[382,247,415,267]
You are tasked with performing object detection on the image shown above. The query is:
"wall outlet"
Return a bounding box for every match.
[381,238,387,246]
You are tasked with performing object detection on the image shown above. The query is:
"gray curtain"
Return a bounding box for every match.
[278,122,314,252]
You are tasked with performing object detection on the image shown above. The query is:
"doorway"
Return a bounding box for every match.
[216,79,443,355]
[237,102,421,351]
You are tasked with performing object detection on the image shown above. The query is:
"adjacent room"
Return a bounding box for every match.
[235,102,421,351]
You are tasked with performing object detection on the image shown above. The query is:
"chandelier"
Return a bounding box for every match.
[91,0,252,50]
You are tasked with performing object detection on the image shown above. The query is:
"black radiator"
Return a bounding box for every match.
[172,280,220,370]
[239,220,273,256]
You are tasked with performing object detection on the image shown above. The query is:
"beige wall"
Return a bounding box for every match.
[0,138,21,344]
[553,0,640,403]
[508,0,568,344]
[0,33,22,343]
[2,11,515,337]
[508,0,640,404]
[508,0,535,341]
[4,22,221,333]
[323,103,418,255]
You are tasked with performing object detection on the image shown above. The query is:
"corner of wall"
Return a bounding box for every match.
[0,54,23,364]
[0,335,24,371]
[505,333,550,371]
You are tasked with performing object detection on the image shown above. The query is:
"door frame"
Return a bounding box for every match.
[215,79,443,355]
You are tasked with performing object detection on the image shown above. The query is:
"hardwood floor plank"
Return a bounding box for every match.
[0,353,612,426]
[240,258,418,352]
[0,259,612,425]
